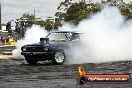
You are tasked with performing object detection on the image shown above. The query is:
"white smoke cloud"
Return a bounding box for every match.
[12,6,132,64]
[63,6,132,64]
[12,25,48,59]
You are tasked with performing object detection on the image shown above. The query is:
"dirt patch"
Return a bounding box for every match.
[0,55,14,59]
[0,59,132,88]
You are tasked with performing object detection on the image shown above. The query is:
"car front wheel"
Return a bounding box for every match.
[52,50,65,65]
[25,56,38,65]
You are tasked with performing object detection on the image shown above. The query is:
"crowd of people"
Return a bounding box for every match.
[0,19,28,45]
[15,19,27,38]
[6,19,27,37]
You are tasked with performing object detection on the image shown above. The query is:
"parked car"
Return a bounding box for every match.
[21,31,80,65]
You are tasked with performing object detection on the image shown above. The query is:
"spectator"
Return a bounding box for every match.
[15,19,20,33]
[6,21,12,33]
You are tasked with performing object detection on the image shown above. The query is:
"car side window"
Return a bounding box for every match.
[72,33,80,41]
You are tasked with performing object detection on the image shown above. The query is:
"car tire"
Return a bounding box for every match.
[52,49,65,65]
[25,56,38,65]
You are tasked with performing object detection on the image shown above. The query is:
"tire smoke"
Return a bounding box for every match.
[62,6,132,64]
[12,25,48,59]
[12,6,132,64]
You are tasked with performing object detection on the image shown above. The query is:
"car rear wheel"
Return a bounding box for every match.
[25,56,38,65]
[52,50,65,65]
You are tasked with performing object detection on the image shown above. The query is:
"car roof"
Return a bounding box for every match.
[51,31,81,34]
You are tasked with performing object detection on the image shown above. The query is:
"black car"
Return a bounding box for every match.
[21,31,80,65]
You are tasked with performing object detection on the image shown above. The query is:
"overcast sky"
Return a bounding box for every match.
[1,0,131,24]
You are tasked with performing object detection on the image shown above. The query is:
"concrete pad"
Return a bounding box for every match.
[0,55,13,59]
[0,46,4,47]
[2,52,12,55]
[3,45,16,47]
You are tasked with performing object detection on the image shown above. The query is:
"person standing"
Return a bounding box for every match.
[6,21,12,33]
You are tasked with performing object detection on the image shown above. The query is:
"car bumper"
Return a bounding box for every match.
[21,52,54,58]
[21,52,47,55]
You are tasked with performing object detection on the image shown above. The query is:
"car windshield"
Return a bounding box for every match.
[46,33,72,41]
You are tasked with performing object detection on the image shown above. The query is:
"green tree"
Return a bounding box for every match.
[20,13,36,27]
[56,0,100,25]
[54,18,61,29]
[20,13,48,28]
[66,2,100,24]
[44,19,53,31]
[104,0,132,19]
[119,3,132,19]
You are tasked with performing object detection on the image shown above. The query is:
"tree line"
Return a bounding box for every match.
[16,0,132,30]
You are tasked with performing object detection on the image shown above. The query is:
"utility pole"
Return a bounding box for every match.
[0,3,1,30]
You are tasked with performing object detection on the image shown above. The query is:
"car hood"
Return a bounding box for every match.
[24,41,68,47]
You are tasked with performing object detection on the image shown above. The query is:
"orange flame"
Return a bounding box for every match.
[78,66,86,76]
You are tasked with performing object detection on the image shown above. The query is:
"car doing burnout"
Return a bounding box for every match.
[21,31,80,65]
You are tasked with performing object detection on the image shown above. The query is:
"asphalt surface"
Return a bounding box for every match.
[0,46,132,88]
[0,45,15,55]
